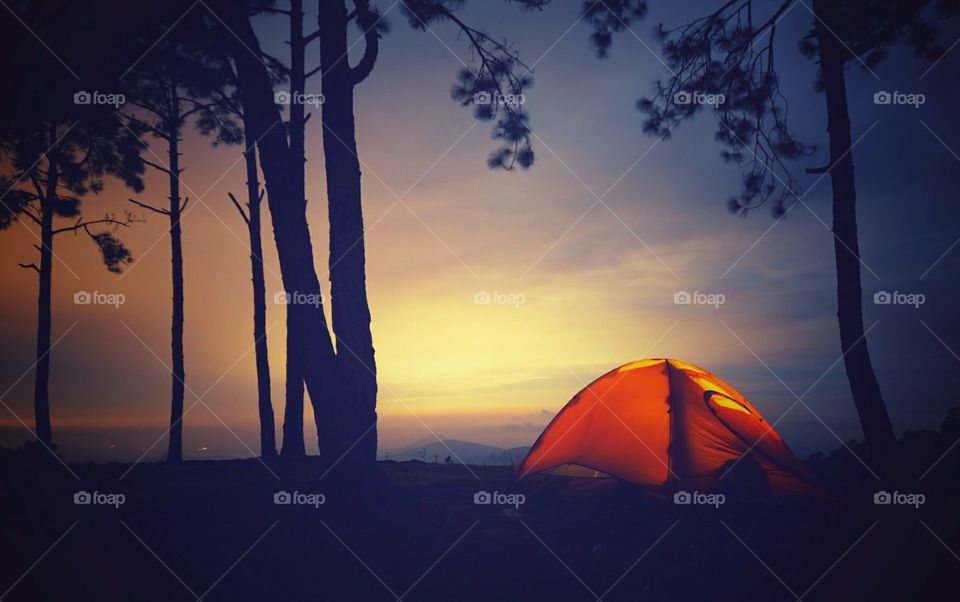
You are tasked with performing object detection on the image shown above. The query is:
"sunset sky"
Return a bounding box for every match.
[1,1,958,461]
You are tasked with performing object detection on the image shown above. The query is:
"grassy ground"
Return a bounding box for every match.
[1,442,958,601]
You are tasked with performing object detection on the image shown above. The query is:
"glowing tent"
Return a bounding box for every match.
[517,359,819,495]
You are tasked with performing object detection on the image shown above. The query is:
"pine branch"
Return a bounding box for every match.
[122,112,170,140]
[259,7,291,15]
[261,51,292,74]
[20,205,43,226]
[181,98,229,121]
[128,198,170,215]
[139,157,176,175]
[126,98,168,121]
[228,191,250,225]
[29,173,46,201]
[350,0,381,85]
[53,213,141,235]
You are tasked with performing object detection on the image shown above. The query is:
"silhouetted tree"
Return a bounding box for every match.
[216,87,278,459]
[213,0,340,462]
[209,0,329,459]
[0,1,145,447]
[227,129,278,459]
[210,0,545,476]
[123,20,240,463]
[314,0,544,475]
[254,0,319,459]
[587,0,958,476]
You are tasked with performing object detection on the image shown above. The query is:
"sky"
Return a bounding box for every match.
[1,0,958,462]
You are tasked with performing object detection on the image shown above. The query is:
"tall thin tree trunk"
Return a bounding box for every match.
[167,102,186,463]
[282,311,305,457]
[280,0,309,459]
[319,0,378,473]
[219,0,338,459]
[33,139,57,447]
[243,132,276,459]
[814,0,896,476]
[289,0,307,214]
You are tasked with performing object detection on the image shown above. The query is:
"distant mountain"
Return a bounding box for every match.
[384,439,530,466]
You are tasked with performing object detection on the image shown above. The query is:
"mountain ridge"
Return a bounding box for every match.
[383,438,530,466]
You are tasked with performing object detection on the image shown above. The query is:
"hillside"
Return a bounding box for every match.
[385,438,531,466]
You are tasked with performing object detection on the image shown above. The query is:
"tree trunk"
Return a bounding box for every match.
[243,132,276,459]
[318,0,378,473]
[814,0,896,476]
[167,102,186,463]
[281,309,306,458]
[32,140,57,447]
[289,0,307,172]
[279,0,309,459]
[217,0,338,459]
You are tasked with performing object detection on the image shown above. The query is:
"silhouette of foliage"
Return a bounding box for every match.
[0,117,144,263]
[123,9,241,150]
[588,0,959,217]
[582,0,648,58]
[0,0,151,445]
[593,1,812,216]
[798,0,960,68]
[0,181,33,230]
[87,230,133,273]
[403,0,548,169]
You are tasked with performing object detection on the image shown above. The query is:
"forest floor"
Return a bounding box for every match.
[1,432,959,601]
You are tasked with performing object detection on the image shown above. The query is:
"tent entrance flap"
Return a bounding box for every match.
[542,464,615,478]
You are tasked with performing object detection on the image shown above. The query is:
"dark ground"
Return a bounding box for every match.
[2,429,959,602]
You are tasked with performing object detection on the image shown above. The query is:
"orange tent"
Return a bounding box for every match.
[517,359,820,495]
